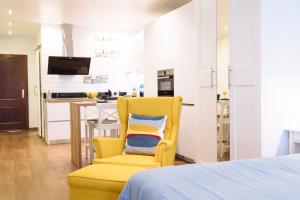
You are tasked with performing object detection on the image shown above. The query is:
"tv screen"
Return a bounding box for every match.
[48,56,91,75]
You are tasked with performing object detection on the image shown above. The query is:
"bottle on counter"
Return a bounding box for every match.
[47,90,52,99]
[131,88,137,97]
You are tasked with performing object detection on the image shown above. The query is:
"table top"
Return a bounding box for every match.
[70,100,117,106]
[44,98,96,103]
[70,101,97,106]
[96,101,117,108]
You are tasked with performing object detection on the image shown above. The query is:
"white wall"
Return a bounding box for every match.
[144,2,197,159]
[40,24,144,94]
[0,36,40,128]
[261,0,300,156]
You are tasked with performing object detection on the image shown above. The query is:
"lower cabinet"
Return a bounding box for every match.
[46,121,86,144]
[43,101,97,144]
[177,105,195,160]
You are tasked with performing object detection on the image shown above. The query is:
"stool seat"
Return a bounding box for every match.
[87,119,118,124]
[85,118,120,163]
[68,164,145,200]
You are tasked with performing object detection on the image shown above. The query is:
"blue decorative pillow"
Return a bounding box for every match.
[124,114,167,155]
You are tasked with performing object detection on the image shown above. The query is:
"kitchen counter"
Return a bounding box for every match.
[44,98,97,103]
[42,99,98,145]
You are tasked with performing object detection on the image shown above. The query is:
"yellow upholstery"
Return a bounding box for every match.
[93,155,160,168]
[68,97,182,200]
[92,96,183,167]
[68,164,145,200]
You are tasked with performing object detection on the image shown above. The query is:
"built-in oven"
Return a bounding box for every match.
[157,69,174,96]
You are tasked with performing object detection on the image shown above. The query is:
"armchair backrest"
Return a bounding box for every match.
[117,96,183,145]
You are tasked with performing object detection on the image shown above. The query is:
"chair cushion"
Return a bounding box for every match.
[93,155,161,168]
[125,114,167,155]
[126,97,179,140]
[68,164,145,193]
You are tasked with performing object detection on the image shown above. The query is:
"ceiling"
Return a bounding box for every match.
[0,20,40,38]
[217,0,229,38]
[0,0,191,37]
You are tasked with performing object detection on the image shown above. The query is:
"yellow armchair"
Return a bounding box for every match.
[92,96,183,167]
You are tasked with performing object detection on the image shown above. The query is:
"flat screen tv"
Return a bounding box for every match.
[48,56,91,75]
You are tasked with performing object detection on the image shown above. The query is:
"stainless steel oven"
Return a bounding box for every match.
[157,69,174,96]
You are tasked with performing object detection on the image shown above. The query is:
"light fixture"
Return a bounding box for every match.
[8,22,12,26]
[224,26,228,30]
[8,30,12,35]
[8,10,12,15]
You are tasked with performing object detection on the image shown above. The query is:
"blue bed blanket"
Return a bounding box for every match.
[119,154,300,200]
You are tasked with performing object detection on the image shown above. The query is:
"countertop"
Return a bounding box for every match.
[44,98,97,103]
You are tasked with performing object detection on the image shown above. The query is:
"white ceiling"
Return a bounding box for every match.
[0,0,191,37]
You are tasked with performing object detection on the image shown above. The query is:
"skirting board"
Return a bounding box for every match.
[175,153,196,163]
[48,138,87,145]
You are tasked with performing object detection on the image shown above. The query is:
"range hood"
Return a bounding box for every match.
[61,23,73,57]
[47,56,91,75]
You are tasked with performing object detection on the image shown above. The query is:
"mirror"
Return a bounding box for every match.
[217,0,230,161]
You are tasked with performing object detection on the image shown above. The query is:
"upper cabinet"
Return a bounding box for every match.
[144,3,195,103]
[144,2,198,160]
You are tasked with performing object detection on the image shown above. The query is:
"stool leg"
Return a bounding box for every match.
[85,123,88,159]
[116,129,119,138]
[112,130,116,138]
[88,125,94,164]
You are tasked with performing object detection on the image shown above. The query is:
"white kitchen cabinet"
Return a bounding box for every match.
[177,105,195,159]
[144,3,200,160]
[229,0,261,160]
[192,0,218,163]
[47,121,71,141]
[47,120,87,142]
[47,102,70,121]
[43,100,97,144]
[144,0,263,163]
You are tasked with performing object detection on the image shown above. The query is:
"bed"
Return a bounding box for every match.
[119,154,300,200]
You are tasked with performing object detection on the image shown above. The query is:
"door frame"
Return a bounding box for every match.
[0,54,29,129]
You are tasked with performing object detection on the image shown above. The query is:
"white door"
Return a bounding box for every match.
[193,0,218,163]
[229,0,261,160]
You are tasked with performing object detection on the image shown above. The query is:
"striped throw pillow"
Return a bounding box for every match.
[124,114,167,155]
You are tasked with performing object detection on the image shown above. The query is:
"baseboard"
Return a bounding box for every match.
[48,139,71,145]
[175,153,196,163]
[48,138,87,145]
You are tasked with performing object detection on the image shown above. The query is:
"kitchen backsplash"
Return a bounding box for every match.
[40,24,144,94]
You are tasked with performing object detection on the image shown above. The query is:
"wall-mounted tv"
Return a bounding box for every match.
[48,56,91,75]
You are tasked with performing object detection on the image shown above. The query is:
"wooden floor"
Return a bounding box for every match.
[0,129,76,200]
[0,129,188,200]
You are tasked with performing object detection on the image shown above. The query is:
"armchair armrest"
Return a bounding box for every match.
[92,137,124,159]
[155,139,176,166]
[157,140,173,150]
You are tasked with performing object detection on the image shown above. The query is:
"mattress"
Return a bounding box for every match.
[119,154,300,200]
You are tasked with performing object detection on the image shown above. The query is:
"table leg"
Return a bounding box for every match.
[289,131,294,154]
[70,104,82,168]
[88,124,94,164]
